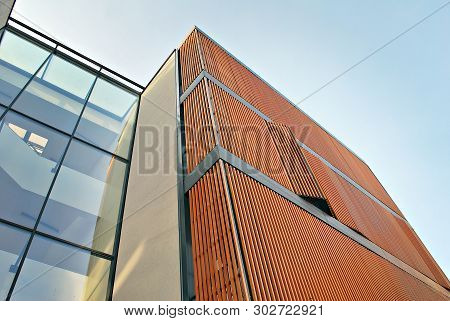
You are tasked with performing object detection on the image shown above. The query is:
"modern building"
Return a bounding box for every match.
[0,3,449,301]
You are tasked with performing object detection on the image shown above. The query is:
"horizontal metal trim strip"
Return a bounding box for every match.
[184,145,221,192]
[218,146,330,223]
[0,217,114,261]
[298,142,406,223]
[185,146,449,298]
[179,69,404,221]
[180,70,206,103]
[205,71,271,122]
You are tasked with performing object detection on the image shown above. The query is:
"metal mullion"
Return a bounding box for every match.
[0,103,7,122]
[8,18,144,92]
[54,49,101,76]
[5,71,100,301]
[4,27,140,95]
[4,107,70,136]
[5,25,55,52]
[0,26,5,38]
[0,25,6,52]
[176,48,195,301]
[97,72,142,97]
[71,135,129,163]
[1,106,129,163]
[0,218,34,234]
[4,27,140,96]
[0,47,54,121]
[106,93,142,300]
[33,230,113,261]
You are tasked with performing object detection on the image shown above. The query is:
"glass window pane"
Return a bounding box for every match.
[10,235,110,300]
[0,105,5,115]
[75,78,138,158]
[0,223,30,300]
[0,31,50,106]
[0,111,69,228]
[12,55,96,133]
[38,140,127,254]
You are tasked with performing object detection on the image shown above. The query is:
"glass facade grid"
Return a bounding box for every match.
[10,234,111,301]
[0,222,30,300]
[0,25,140,301]
[37,139,127,255]
[11,54,97,134]
[75,77,139,159]
[0,111,69,228]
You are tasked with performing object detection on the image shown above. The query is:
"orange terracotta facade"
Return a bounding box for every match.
[179,29,449,300]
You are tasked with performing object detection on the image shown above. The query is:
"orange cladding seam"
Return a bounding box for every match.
[396,218,450,289]
[301,147,359,231]
[208,80,294,191]
[183,79,216,172]
[179,30,203,91]
[188,163,248,300]
[266,122,324,199]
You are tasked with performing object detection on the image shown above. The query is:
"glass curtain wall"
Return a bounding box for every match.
[0,28,139,300]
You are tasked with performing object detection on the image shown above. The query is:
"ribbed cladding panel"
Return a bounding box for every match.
[188,163,249,301]
[396,218,450,289]
[197,30,311,128]
[356,233,447,301]
[195,30,403,218]
[319,218,403,300]
[266,122,324,199]
[286,113,402,218]
[183,30,448,298]
[333,138,403,217]
[183,79,216,173]
[223,164,447,300]
[322,214,447,301]
[337,172,441,285]
[302,148,445,286]
[209,80,293,191]
[225,163,347,300]
[179,30,203,92]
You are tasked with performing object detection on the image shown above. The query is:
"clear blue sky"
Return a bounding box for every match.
[11,0,450,278]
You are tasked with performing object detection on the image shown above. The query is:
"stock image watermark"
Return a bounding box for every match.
[136,123,312,176]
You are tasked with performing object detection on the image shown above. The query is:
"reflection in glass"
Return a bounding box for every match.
[0,111,69,227]
[0,223,30,300]
[75,78,138,158]
[10,236,110,300]
[38,140,126,254]
[12,55,96,133]
[0,31,50,106]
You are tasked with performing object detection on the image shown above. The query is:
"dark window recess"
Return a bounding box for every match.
[300,196,334,217]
